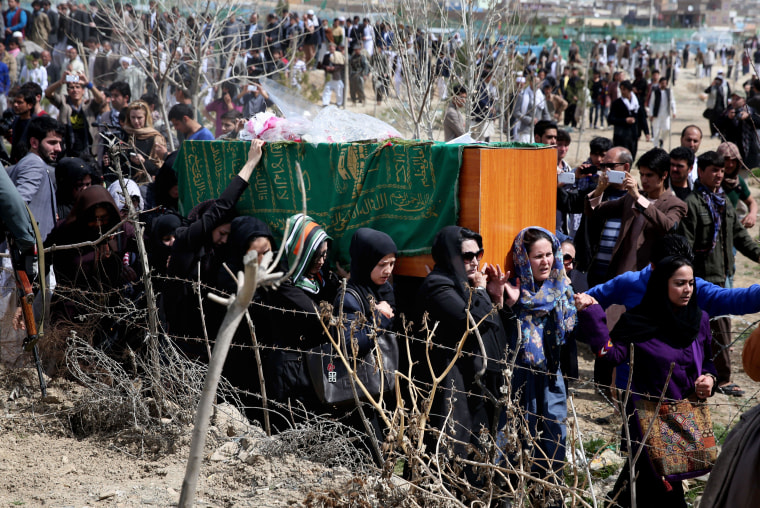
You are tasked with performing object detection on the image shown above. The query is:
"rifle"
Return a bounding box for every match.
[6,235,47,397]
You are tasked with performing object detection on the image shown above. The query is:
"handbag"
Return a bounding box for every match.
[307,287,399,405]
[634,398,717,480]
[634,341,717,481]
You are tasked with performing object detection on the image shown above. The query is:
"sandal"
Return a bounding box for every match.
[717,383,745,397]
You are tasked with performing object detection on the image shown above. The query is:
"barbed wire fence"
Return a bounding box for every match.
[1,248,757,506]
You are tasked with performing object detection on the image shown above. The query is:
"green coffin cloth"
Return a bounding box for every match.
[174,140,464,260]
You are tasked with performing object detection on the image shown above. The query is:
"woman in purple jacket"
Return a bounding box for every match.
[580,256,717,507]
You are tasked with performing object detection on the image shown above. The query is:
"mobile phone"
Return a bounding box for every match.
[248,85,256,92]
[558,172,575,185]
[580,165,599,175]
[65,74,79,83]
[607,169,626,184]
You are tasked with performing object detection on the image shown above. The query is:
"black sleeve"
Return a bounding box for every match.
[267,280,328,349]
[173,175,249,254]
[557,186,587,214]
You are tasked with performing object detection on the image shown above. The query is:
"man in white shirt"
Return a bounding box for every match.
[648,76,676,149]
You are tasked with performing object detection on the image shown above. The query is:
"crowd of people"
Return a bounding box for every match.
[0,2,760,506]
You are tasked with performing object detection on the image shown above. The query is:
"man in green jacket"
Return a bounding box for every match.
[680,150,760,397]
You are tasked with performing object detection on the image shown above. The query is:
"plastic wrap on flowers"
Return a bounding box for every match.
[239,106,401,143]
[303,106,401,143]
[239,111,311,142]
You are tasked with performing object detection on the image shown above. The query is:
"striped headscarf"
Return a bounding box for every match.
[284,214,332,294]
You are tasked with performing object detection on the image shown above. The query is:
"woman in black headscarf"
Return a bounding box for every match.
[55,157,98,220]
[164,139,264,346]
[580,256,716,507]
[205,215,278,423]
[330,228,398,458]
[46,186,135,346]
[341,228,397,347]
[415,225,509,480]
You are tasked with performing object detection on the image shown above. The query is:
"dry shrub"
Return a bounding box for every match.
[60,331,241,457]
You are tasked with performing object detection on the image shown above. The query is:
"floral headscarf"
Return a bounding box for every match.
[512,226,577,369]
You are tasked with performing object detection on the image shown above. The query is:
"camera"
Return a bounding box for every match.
[0,110,15,137]
[65,74,79,83]
[580,165,599,175]
[558,172,575,185]
[607,170,626,184]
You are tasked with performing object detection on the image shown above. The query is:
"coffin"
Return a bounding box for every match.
[174,141,557,277]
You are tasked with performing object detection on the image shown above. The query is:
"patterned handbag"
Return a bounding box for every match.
[634,341,717,481]
[634,397,718,480]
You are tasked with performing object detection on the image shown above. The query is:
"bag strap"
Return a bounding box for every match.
[343,286,365,316]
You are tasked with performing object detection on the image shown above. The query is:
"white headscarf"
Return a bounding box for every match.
[108,179,144,211]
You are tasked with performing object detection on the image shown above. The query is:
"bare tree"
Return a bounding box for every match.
[368,0,528,140]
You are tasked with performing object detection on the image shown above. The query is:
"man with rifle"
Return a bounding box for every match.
[0,157,47,395]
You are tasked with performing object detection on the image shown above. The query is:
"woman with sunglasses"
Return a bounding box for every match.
[415,225,511,483]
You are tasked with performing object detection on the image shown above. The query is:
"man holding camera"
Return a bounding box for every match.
[715,89,760,169]
[44,69,105,158]
[585,147,686,281]
[238,80,272,117]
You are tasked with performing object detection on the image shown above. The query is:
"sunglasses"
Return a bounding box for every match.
[462,249,484,262]
[599,162,626,170]
[563,254,575,264]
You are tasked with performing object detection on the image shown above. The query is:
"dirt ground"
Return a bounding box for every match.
[0,63,759,507]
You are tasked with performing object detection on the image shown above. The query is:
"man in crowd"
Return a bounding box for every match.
[63,44,84,74]
[40,49,59,84]
[238,81,272,118]
[443,85,467,141]
[534,119,557,146]
[45,69,105,158]
[320,45,344,109]
[680,151,760,397]
[168,103,214,142]
[680,124,703,180]
[348,43,369,105]
[104,80,129,127]
[9,82,46,163]
[4,0,26,46]
[669,146,695,200]
[7,115,62,243]
[648,76,676,149]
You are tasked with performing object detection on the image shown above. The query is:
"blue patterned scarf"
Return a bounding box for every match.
[512,227,577,369]
[693,180,725,254]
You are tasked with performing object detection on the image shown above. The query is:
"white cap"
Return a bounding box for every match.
[307,9,314,15]
[66,45,74,51]
[12,31,22,39]
[338,16,345,21]
[119,56,132,65]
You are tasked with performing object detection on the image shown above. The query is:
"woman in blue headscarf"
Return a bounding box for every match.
[499,226,577,506]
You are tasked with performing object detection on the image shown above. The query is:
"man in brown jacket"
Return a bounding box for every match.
[586,146,687,280]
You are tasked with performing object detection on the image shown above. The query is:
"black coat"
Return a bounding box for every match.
[415,226,508,462]
[164,175,248,342]
[607,97,640,158]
